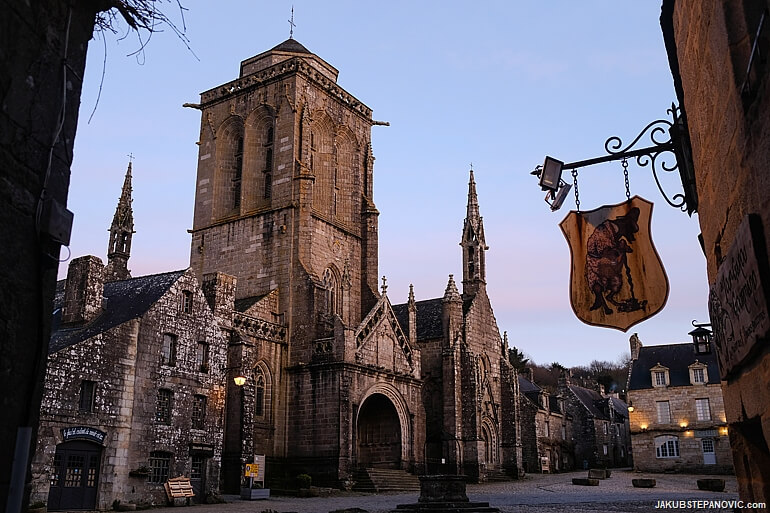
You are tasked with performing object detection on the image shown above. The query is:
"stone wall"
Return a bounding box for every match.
[30,269,229,508]
[627,381,731,473]
[665,0,770,502]
[0,1,97,505]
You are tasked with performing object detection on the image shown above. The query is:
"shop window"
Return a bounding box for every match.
[655,435,680,458]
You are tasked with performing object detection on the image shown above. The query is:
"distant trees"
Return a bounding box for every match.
[507,346,530,371]
[517,352,631,399]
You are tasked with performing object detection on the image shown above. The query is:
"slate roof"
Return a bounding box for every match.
[628,342,720,390]
[50,270,186,353]
[518,375,541,394]
[270,38,312,54]
[391,298,444,341]
[609,396,629,419]
[569,385,610,421]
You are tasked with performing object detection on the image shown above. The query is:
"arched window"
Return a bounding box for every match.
[655,435,680,458]
[322,268,339,315]
[264,125,274,199]
[233,136,243,208]
[254,367,266,417]
[215,117,244,217]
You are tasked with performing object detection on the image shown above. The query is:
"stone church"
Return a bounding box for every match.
[30,37,524,508]
[188,38,523,488]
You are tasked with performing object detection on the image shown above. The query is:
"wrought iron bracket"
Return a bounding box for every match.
[544,104,698,215]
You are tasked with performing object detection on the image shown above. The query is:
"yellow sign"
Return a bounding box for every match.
[244,456,266,480]
[244,463,260,477]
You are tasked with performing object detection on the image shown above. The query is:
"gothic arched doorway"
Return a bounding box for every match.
[357,393,402,468]
[48,440,102,511]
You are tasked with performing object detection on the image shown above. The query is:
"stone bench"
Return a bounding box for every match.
[632,478,656,488]
[588,469,609,479]
[697,479,725,492]
[572,478,599,486]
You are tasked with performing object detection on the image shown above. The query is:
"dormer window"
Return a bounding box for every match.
[689,361,708,385]
[650,363,669,387]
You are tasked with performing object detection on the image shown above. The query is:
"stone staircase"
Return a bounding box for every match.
[483,469,512,482]
[353,468,420,493]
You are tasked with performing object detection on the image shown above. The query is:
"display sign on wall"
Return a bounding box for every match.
[709,213,770,379]
[560,196,669,331]
[61,426,107,444]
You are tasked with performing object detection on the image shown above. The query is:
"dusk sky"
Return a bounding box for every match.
[63,2,709,368]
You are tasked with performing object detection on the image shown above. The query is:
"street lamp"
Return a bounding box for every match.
[234,374,247,387]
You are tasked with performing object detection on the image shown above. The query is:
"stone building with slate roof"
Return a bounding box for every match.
[29,165,230,510]
[558,372,631,470]
[517,372,574,473]
[626,331,732,473]
[188,37,523,487]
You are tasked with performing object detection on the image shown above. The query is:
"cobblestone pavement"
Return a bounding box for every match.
[151,470,740,513]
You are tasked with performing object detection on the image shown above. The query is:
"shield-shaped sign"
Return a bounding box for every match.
[560,196,669,331]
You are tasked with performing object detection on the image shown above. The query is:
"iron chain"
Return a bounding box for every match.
[622,158,631,200]
[571,168,580,212]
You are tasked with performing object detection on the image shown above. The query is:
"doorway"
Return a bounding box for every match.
[702,438,716,465]
[48,441,102,510]
[357,393,401,468]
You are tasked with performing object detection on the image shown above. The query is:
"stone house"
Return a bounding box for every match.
[187,38,523,488]
[518,372,574,473]
[29,166,230,510]
[661,0,770,502]
[626,331,732,474]
[558,373,631,470]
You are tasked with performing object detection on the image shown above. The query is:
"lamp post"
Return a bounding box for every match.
[233,373,246,494]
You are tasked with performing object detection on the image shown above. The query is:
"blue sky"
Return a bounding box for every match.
[64,2,709,367]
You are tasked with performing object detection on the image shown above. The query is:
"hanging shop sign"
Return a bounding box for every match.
[560,196,669,331]
[708,213,770,379]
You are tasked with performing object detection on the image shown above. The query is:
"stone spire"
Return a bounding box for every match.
[407,284,417,343]
[442,274,462,303]
[105,161,134,282]
[460,168,488,297]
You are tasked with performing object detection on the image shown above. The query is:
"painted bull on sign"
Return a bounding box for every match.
[585,207,644,314]
[560,196,669,332]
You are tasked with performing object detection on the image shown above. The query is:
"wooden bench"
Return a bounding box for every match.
[164,476,195,501]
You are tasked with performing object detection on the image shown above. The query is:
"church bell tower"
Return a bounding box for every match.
[189,38,380,356]
[105,161,134,282]
[460,169,488,297]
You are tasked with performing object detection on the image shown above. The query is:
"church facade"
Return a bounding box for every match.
[30,37,524,509]
[188,38,523,488]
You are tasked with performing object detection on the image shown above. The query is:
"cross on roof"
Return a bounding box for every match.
[288,6,296,39]
[127,152,135,164]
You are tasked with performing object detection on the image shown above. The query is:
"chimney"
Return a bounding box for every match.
[630,333,643,360]
[557,367,571,395]
[62,256,105,325]
[202,272,236,329]
[523,367,535,383]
